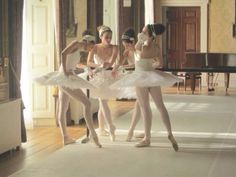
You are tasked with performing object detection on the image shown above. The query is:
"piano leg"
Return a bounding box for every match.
[190,73,196,94]
[224,73,230,92]
[207,73,215,92]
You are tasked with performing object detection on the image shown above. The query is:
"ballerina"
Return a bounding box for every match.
[111,25,182,150]
[85,25,119,141]
[34,30,102,148]
[120,31,135,69]
[118,28,142,141]
[119,28,163,142]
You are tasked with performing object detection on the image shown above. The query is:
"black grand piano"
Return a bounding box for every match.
[162,53,236,94]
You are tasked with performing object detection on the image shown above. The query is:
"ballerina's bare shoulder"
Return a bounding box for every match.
[136,42,159,59]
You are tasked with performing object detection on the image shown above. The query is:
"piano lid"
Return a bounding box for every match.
[185,52,236,68]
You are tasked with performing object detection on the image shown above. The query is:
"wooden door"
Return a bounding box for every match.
[166,7,200,69]
[118,0,144,54]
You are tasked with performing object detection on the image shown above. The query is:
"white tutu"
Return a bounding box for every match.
[110,69,182,88]
[34,71,97,90]
[34,49,97,90]
[79,69,135,99]
[110,54,183,90]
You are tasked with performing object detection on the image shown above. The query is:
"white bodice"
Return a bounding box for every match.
[94,54,104,65]
[134,53,154,71]
[59,49,80,72]
[94,54,118,67]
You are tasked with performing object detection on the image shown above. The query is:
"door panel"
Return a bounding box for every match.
[26,0,55,120]
[182,7,200,65]
[166,7,181,68]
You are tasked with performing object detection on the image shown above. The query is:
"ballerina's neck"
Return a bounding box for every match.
[100,43,112,48]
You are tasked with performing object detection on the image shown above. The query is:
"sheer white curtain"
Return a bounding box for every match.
[145,0,154,25]
[21,2,33,129]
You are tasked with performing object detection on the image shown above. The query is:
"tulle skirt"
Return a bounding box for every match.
[79,70,135,99]
[110,69,182,89]
[34,71,97,90]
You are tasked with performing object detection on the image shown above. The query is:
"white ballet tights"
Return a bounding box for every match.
[98,98,115,131]
[135,87,152,140]
[98,106,106,131]
[149,87,173,136]
[135,86,173,141]
[58,87,97,139]
[128,101,141,134]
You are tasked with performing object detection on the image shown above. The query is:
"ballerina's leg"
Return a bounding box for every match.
[149,86,178,151]
[98,98,116,141]
[135,87,152,147]
[58,89,75,145]
[98,106,109,135]
[61,87,102,147]
[149,86,172,135]
[126,101,142,141]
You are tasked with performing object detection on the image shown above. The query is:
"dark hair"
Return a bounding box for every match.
[147,24,165,37]
[122,28,136,43]
[82,30,93,37]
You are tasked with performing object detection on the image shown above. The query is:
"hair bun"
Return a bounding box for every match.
[97,26,102,31]
[82,30,93,37]
[153,24,165,36]
[123,28,135,38]
[122,28,136,43]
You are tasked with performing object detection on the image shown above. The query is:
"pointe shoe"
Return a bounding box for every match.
[91,136,102,148]
[126,131,133,142]
[81,137,90,144]
[134,132,145,139]
[135,139,151,148]
[109,125,116,142]
[98,129,109,136]
[168,134,179,152]
[63,137,76,145]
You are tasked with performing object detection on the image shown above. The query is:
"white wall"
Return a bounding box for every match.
[103,0,119,44]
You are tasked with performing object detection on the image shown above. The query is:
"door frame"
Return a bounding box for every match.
[22,0,55,127]
[156,0,209,53]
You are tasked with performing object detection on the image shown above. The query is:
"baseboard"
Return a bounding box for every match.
[33,118,56,127]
